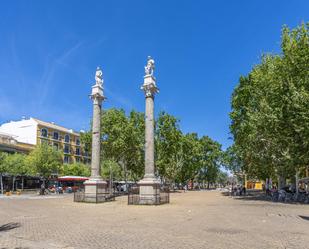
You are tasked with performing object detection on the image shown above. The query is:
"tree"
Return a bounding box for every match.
[155,111,183,183]
[0,152,8,194]
[198,136,222,188]
[217,171,228,186]
[101,109,145,180]
[101,160,122,180]
[5,153,31,191]
[230,23,309,186]
[178,133,201,183]
[26,143,63,183]
[62,163,90,177]
[82,107,224,187]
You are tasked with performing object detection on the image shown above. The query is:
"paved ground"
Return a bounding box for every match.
[0,191,308,249]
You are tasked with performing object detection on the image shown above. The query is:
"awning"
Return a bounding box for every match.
[57,176,89,182]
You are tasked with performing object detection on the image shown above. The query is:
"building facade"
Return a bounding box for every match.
[0,132,34,154]
[0,118,90,164]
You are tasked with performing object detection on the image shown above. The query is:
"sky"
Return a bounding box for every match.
[0,0,308,150]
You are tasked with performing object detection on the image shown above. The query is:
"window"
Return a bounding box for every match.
[64,156,69,164]
[76,138,80,146]
[64,134,70,143]
[64,144,69,154]
[76,147,80,155]
[41,128,48,137]
[53,132,59,140]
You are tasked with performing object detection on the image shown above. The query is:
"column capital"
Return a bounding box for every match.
[141,75,159,98]
[90,84,106,102]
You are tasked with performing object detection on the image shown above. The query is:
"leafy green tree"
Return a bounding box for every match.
[101,109,145,180]
[222,146,242,173]
[178,133,201,183]
[82,107,224,187]
[125,110,145,179]
[0,152,8,194]
[26,143,63,183]
[5,153,31,191]
[198,136,222,188]
[62,163,90,177]
[155,111,183,183]
[101,159,122,180]
[230,23,309,187]
[217,171,229,186]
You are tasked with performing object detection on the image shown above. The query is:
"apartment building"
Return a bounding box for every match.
[0,118,90,164]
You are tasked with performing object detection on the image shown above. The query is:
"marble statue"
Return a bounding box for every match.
[144,56,155,76]
[95,67,103,87]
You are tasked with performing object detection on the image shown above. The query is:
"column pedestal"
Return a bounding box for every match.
[138,177,160,205]
[84,179,108,203]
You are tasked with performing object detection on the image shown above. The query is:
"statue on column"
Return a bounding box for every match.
[144,56,155,76]
[95,67,104,87]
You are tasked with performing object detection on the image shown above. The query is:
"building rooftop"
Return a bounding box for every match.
[31,118,80,136]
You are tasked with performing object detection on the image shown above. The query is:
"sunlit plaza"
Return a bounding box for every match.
[1,1,309,249]
[0,191,308,249]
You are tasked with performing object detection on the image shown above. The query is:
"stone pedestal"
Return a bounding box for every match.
[138,178,160,205]
[84,179,108,203]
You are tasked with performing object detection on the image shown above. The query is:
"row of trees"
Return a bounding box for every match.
[81,109,228,187]
[0,109,228,193]
[229,23,309,187]
[0,144,90,194]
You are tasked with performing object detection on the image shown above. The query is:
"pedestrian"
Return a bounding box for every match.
[40,183,45,195]
[243,186,246,195]
[184,184,187,193]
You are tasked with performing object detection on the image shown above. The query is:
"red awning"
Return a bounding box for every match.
[57,176,89,182]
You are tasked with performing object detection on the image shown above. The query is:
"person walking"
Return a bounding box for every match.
[184,184,187,193]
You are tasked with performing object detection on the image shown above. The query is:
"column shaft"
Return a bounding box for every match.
[144,96,155,178]
[91,97,102,178]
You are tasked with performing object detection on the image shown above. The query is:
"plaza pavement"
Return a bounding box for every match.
[0,190,308,249]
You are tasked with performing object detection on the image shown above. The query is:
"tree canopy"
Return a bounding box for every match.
[26,143,63,178]
[81,109,226,185]
[229,23,309,184]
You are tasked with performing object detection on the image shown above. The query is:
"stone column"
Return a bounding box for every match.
[138,56,160,204]
[144,95,155,179]
[90,93,104,179]
[84,67,107,202]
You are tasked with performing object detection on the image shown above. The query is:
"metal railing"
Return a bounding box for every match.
[73,184,115,203]
[128,185,170,205]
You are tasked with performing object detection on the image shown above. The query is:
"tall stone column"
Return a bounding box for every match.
[138,56,160,204]
[84,67,107,202]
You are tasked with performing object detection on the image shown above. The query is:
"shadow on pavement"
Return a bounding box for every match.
[0,222,21,232]
[222,190,275,202]
[299,215,309,221]
[221,191,308,205]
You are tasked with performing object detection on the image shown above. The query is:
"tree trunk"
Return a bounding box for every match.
[278,175,286,189]
[207,181,210,189]
[0,174,3,194]
[12,176,15,192]
[124,162,128,194]
[22,176,24,191]
[295,172,299,195]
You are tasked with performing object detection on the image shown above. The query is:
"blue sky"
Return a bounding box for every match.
[0,1,308,149]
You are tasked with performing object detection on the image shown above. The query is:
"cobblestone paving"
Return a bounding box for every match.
[0,191,308,249]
